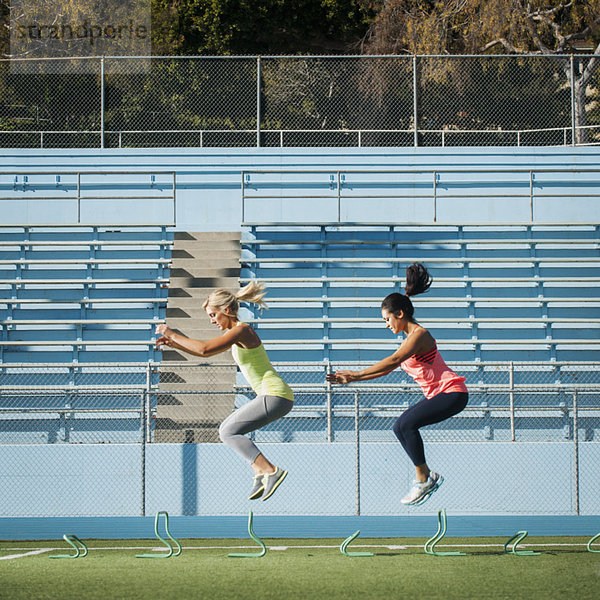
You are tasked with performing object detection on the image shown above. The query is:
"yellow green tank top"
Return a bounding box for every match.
[231,342,294,402]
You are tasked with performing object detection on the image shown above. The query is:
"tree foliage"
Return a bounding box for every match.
[150,0,373,55]
[359,1,600,143]
[360,0,600,55]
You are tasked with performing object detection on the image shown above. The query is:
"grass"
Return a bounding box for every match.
[1,537,599,600]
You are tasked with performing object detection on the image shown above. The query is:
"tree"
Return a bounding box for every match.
[361,0,600,142]
[150,0,373,56]
[0,0,373,58]
[2,0,152,60]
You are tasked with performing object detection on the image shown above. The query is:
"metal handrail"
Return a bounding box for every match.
[242,237,599,246]
[1,298,166,304]
[0,240,174,247]
[242,221,600,226]
[0,358,595,367]
[0,340,157,346]
[1,319,163,325]
[0,258,171,265]
[0,278,169,284]
[0,170,177,225]
[243,316,600,324]
[218,338,600,346]
[240,256,599,264]
[0,223,174,228]
[239,296,599,304]
[0,125,587,149]
[239,275,600,283]
[0,387,148,395]
[241,167,600,222]
[1,359,597,368]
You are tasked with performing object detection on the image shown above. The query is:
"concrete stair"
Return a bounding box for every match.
[155,231,241,443]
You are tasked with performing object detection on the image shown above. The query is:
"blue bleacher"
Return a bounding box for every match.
[0,225,172,443]
[240,223,600,363]
[239,223,600,445]
[0,225,172,363]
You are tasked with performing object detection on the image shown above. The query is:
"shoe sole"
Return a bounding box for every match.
[248,486,264,500]
[409,475,444,506]
[261,470,288,501]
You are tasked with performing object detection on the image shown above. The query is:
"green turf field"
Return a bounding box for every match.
[1,537,598,600]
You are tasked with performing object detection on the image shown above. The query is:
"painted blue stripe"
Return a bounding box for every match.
[1,515,598,540]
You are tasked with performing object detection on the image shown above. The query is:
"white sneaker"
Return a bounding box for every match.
[401,472,444,506]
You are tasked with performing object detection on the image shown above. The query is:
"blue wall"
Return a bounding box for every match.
[0,441,594,517]
[2,146,600,229]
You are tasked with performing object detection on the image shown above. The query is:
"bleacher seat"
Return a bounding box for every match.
[0,225,172,363]
[0,225,172,443]
[240,223,600,362]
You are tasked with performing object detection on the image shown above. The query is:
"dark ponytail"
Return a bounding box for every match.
[381,263,432,321]
[405,263,432,297]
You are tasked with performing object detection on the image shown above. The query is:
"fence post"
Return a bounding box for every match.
[337,171,341,223]
[100,56,105,149]
[432,171,437,223]
[172,171,177,227]
[573,390,579,516]
[256,56,262,148]
[570,54,576,146]
[529,170,534,222]
[326,361,333,442]
[509,362,515,442]
[146,362,152,443]
[77,172,81,224]
[412,55,419,147]
[355,390,361,516]
[140,390,147,517]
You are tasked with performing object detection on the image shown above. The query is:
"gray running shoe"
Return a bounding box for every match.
[261,467,288,501]
[248,474,265,500]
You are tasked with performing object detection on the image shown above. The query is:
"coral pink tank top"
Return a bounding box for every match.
[401,329,467,399]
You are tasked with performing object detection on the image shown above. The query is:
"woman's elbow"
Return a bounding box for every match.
[197,345,222,358]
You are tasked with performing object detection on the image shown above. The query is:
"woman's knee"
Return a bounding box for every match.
[392,415,407,441]
[393,413,417,439]
[218,421,234,445]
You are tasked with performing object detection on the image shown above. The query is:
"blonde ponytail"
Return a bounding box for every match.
[236,280,268,310]
[202,280,268,316]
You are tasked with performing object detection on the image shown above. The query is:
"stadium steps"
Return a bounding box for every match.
[156,231,241,443]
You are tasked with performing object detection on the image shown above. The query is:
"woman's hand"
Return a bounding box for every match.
[156,335,175,348]
[326,370,359,385]
[155,324,177,349]
[155,323,174,338]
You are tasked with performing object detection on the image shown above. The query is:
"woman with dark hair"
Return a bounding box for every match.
[326,263,468,506]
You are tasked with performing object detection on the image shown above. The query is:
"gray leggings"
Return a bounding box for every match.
[218,395,294,464]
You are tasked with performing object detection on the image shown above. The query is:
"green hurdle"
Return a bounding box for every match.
[136,511,182,559]
[424,509,466,556]
[503,531,541,556]
[340,530,374,557]
[49,534,88,559]
[587,531,600,553]
[228,511,267,558]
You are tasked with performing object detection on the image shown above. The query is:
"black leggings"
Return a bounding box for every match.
[392,391,468,466]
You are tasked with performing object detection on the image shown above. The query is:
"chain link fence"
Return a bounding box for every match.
[0,58,103,148]
[0,361,598,517]
[1,55,599,148]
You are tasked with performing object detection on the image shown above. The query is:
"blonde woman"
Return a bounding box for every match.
[155,281,292,501]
